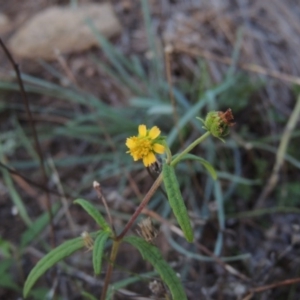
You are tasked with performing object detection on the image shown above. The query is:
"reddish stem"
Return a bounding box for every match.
[117,173,163,241]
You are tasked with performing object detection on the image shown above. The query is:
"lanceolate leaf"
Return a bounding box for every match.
[74,199,111,231]
[93,231,110,275]
[23,237,85,298]
[124,236,187,300]
[162,164,194,242]
[173,153,217,180]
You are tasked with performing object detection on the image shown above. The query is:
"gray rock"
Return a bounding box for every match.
[8,4,121,60]
[0,13,11,34]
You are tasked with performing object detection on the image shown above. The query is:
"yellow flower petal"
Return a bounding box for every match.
[132,154,139,161]
[153,143,165,154]
[149,126,160,139]
[138,124,147,137]
[126,137,136,148]
[143,152,156,167]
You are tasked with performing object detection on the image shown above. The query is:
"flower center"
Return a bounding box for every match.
[132,138,152,158]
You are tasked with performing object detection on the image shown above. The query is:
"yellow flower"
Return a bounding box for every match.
[126,125,165,167]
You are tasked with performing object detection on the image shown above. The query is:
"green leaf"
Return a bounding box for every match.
[29,287,49,300]
[81,291,97,300]
[23,237,85,298]
[0,237,13,258]
[93,231,110,275]
[74,199,111,231]
[0,165,32,226]
[0,259,20,291]
[21,202,61,248]
[124,236,187,300]
[162,164,194,242]
[0,276,20,291]
[173,153,217,180]
[106,271,157,300]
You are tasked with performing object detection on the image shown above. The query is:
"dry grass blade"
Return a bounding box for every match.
[255,94,300,208]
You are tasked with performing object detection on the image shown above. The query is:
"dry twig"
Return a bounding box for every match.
[174,43,300,85]
[0,38,56,247]
[255,94,300,208]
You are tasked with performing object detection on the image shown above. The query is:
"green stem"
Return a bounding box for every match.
[171,131,211,166]
[100,240,121,300]
[164,141,173,164]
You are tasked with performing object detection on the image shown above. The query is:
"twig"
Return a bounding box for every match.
[229,206,300,219]
[54,48,79,87]
[117,173,163,241]
[250,277,300,294]
[0,161,72,199]
[93,181,115,235]
[195,242,250,282]
[0,38,56,248]
[255,94,300,208]
[142,207,184,237]
[174,43,300,85]
[241,292,254,300]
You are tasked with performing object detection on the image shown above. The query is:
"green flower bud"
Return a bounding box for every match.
[204,109,235,138]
